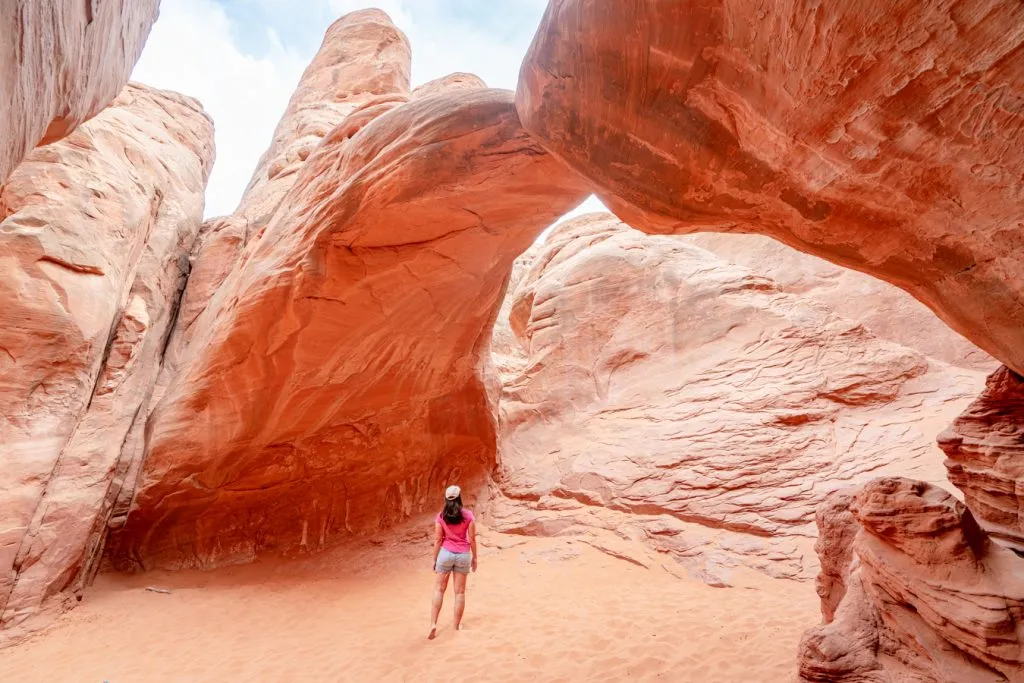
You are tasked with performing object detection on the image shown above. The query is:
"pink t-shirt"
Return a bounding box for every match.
[436,509,475,553]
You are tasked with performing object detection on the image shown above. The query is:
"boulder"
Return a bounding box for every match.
[0,83,213,643]
[490,214,983,580]
[798,477,1024,682]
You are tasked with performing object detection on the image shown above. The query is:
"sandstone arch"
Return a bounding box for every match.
[514,3,1024,679]
[108,88,589,570]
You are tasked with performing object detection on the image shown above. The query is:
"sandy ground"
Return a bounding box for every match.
[0,524,820,682]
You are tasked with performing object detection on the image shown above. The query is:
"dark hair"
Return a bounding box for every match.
[442,495,464,525]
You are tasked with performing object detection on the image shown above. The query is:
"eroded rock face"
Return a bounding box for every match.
[798,478,1024,682]
[939,366,1024,552]
[490,214,983,581]
[517,0,1024,375]
[0,1,160,184]
[687,234,995,372]
[0,84,213,643]
[108,88,589,571]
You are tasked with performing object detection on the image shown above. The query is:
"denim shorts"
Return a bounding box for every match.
[435,548,472,574]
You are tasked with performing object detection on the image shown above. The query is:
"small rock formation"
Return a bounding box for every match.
[939,366,1024,552]
[107,88,589,571]
[0,0,160,183]
[812,491,858,623]
[411,73,487,99]
[490,214,984,580]
[798,477,1024,682]
[517,0,1024,376]
[0,84,214,643]
[687,234,995,372]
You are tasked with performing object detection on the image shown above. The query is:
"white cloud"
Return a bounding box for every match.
[132,0,309,217]
[535,195,609,244]
[329,0,415,35]
[132,1,605,220]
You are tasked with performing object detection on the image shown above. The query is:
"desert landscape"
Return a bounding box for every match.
[1,2,1023,681]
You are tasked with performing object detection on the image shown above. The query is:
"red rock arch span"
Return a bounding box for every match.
[516,0,1024,376]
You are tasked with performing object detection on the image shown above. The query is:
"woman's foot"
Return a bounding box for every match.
[427,624,438,640]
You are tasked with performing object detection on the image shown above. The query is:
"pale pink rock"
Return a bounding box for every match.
[490,242,542,383]
[798,477,1024,682]
[107,88,589,571]
[235,9,412,240]
[687,234,996,372]
[0,84,213,644]
[516,0,1024,376]
[0,1,160,184]
[490,214,984,580]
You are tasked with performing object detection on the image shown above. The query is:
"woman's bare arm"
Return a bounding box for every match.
[468,521,478,572]
[432,521,444,568]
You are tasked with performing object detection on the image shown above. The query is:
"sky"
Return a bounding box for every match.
[131,0,605,221]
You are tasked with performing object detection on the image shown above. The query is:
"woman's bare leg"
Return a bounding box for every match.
[429,572,450,639]
[452,572,468,630]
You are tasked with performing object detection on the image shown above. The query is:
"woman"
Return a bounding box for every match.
[428,484,477,639]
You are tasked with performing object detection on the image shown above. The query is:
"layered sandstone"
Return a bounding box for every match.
[0,84,213,642]
[687,234,995,372]
[489,214,983,581]
[517,0,1024,376]
[108,88,589,571]
[812,491,857,623]
[939,366,1024,552]
[0,1,160,184]
[798,478,1024,682]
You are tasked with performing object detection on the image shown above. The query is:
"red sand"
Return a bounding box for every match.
[0,524,819,681]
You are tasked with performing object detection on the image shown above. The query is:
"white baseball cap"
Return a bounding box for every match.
[445,485,461,500]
